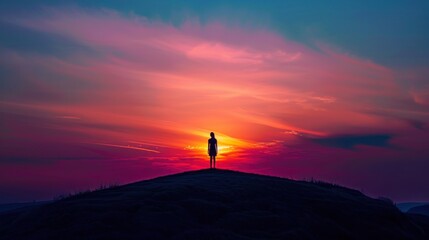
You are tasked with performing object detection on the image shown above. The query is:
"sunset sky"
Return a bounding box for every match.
[1,1,429,204]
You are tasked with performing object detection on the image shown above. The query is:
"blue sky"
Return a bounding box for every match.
[2,0,429,68]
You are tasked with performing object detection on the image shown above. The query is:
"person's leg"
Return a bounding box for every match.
[213,156,216,169]
[210,156,212,169]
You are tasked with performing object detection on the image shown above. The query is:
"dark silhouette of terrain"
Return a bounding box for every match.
[1,169,429,239]
[397,202,429,212]
[408,204,429,217]
[0,201,50,214]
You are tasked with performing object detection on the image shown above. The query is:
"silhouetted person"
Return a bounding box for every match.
[208,132,218,169]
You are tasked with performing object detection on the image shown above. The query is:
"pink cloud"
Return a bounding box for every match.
[4,7,426,148]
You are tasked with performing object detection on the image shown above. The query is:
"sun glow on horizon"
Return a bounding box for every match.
[182,131,251,161]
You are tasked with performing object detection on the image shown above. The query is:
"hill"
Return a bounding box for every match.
[408,204,429,217]
[0,201,51,214]
[1,169,428,239]
[397,202,429,212]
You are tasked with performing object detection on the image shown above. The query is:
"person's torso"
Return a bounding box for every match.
[208,138,217,147]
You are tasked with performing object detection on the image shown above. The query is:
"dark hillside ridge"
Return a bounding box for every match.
[408,204,429,217]
[1,169,428,239]
[0,201,50,214]
[397,202,429,212]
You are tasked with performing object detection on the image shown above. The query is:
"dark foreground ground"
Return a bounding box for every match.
[1,169,429,239]
[408,204,429,217]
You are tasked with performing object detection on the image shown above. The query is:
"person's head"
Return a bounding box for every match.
[210,132,215,138]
